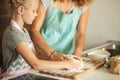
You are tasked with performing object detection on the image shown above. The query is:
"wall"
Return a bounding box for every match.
[85,0,120,49]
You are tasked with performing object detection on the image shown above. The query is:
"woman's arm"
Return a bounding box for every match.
[30,1,71,61]
[30,1,54,57]
[16,42,79,70]
[74,6,91,57]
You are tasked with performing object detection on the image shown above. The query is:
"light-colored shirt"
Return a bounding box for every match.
[40,0,88,16]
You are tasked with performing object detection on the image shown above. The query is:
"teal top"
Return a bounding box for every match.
[40,0,87,55]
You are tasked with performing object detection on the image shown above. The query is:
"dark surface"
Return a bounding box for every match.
[106,45,120,57]
[9,73,59,80]
[0,0,10,67]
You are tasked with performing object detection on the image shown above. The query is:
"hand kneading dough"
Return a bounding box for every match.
[68,55,84,72]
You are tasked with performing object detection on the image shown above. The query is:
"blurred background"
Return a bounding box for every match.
[0,0,10,66]
[85,0,120,49]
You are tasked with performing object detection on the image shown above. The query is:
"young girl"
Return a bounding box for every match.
[1,0,80,77]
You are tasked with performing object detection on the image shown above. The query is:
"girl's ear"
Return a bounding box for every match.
[17,6,25,15]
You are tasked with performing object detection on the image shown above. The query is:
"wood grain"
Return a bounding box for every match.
[39,57,104,80]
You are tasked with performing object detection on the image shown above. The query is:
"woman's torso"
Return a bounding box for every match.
[40,0,87,54]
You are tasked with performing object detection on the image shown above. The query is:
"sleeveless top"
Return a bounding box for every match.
[40,0,87,54]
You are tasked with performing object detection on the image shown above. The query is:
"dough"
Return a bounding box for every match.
[67,55,84,72]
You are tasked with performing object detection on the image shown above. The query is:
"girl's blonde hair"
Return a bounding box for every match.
[6,0,32,16]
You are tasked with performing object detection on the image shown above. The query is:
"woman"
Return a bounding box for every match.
[30,0,93,61]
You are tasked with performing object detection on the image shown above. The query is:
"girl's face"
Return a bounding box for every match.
[22,1,38,25]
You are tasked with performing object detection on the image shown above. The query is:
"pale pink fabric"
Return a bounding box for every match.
[2,67,31,77]
[10,19,25,33]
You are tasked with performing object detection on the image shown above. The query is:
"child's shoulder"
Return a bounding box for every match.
[4,26,20,36]
[3,26,23,41]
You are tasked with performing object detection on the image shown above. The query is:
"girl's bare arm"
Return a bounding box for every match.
[16,41,79,70]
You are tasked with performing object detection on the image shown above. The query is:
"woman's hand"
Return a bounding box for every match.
[50,53,83,70]
[50,51,70,61]
[73,52,82,59]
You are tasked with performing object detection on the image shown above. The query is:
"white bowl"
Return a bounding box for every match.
[88,50,111,62]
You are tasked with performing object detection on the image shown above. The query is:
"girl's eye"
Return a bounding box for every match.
[32,10,34,12]
[33,10,36,13]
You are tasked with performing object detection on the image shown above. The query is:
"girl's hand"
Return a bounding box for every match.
[50,51,70,61]
[66,55,84,70]
[66,59,81,70]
